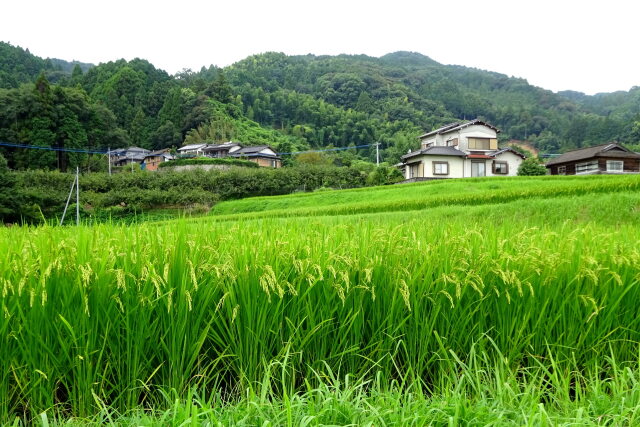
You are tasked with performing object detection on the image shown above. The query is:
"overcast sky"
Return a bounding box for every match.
[2,0,638,95]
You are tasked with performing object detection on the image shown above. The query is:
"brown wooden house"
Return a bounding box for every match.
[546,143,640,175]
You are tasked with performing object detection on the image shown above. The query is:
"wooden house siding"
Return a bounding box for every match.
[549,158,640,175]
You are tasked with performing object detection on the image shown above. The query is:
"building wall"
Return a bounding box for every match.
[420,125,498,153]
[458,125,498,152]
[548,157,640,175]
[405,155,465,178]
[488,151,523,176]
[250,157,282,168]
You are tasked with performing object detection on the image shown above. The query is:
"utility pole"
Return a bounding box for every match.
[60,172,76,226]
[376,142,380,166]
[108,147,112,176]
[75,166,80,226]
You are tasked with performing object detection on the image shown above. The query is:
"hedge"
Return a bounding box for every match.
[159,158,259,168]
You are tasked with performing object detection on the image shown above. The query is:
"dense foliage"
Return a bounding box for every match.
[1,42,639,172]
[158,157,258,169]
[0,166,370,223]
[2,176,640,424]
[517,157,548,176]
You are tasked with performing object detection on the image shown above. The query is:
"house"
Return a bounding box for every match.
[109,147,150,167]
[177,143,208,157]
[401,120,525,180]
[545,142,640,175]
[230,145,282,168]
[142,149,175,171]
[201,142,242,158]
[174,142,282,168]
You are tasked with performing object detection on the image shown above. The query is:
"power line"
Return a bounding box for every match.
[0,141,108,155]
[0,141,378,156]
[277,144,374,155]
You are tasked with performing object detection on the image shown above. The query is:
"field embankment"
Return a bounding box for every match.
[1,175,640,425]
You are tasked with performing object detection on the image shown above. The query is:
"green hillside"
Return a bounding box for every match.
[1,41,640,171]
[2,175,640,424]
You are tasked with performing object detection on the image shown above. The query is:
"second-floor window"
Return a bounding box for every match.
[468,138,498,150]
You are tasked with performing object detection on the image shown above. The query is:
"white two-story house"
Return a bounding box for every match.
[401,120,525,180]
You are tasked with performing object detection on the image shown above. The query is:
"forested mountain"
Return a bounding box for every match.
[1,41,639,171]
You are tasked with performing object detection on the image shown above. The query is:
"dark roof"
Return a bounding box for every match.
[233,145,272,154]
[402,146,467,160]
[110,147,149,156]
[493,147,526,159]
[545,143,640,166]
[202,142,241,151]
[144,150,174,160]
[419,119,500,139]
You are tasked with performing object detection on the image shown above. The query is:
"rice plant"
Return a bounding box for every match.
[1,175,640,424]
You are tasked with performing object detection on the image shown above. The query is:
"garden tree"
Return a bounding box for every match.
[517,157,548,176]
[366,163,405,186]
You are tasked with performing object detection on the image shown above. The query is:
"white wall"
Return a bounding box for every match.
[419,124,498,151]
[458,125,498,152]
[490,151,523,176]
[406,155,465,178]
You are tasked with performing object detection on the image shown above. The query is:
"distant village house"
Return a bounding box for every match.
[178,142,282,168]
[142,149,175,171]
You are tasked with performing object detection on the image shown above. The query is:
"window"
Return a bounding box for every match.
[446,138,459,147]
[433,161,449,175]
[492,161,508,174]
[468,138,498,150]
[606,160,623,172]
[557,165,566,175]
[409,163,420,178]
[575,160,599,174]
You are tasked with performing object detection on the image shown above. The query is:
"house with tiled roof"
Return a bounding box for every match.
[401,120,525,180]
[545,142,640,175]
[229,145,282,168]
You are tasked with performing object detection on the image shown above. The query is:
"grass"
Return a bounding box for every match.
[208,174,640,220]
[1,174,640,424]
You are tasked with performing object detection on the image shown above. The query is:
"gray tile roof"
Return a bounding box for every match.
[419,119,500,139]
[234,145,271,154]
[545,143,640,166]
[402,146,467,160]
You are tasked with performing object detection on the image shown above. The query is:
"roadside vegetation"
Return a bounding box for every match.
[1,174,640,424]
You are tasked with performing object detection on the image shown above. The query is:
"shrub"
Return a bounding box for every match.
[517,158,547,176]
[159,157,259,168]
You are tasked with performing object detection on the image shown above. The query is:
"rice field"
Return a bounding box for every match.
[2,175,640,425]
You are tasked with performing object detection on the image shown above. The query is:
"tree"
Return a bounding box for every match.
[294,151,334,166]
[0,153,19,222]
[517,158,547,176]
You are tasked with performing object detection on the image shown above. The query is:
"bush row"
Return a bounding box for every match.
[4,166,371,222]
[158,157,259,168]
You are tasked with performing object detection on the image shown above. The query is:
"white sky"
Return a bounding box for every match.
[2,0,638,95]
